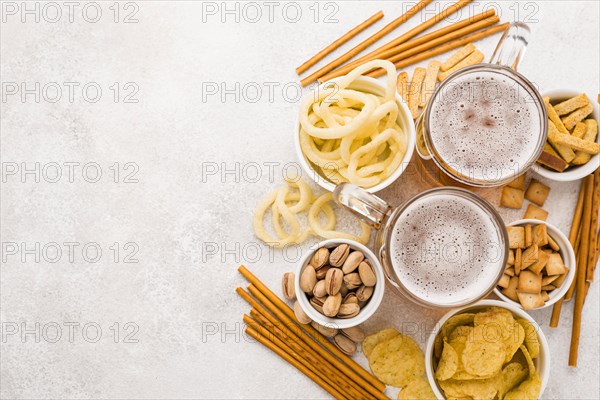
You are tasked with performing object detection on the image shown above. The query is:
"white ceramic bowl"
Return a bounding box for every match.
[494,219,576,310]
[294,238,385,329]
[425,300,550,400]
[294,76,416,193]
[532,89,600,181]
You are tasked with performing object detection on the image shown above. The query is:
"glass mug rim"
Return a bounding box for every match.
[421,63,549,187]
[333,184,509,308]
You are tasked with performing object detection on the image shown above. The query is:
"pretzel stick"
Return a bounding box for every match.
[569,174,594,366]
[565,181,587,301]
[243,313,366,399]
[237,265,386,392]
[296,11,384,75]
[299,0,433,86]
[366,23,509,78]
[320,11,498,83]
[245,326,346,400]
[586,168,600,282]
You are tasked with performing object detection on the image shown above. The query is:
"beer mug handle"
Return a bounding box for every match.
[333,183,392,229]
[489,22,530,71]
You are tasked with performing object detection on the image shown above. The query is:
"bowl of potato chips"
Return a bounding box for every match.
[425,300,550,400]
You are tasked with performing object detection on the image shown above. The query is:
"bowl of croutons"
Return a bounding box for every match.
[533,90,599,182]
[494,219,576,310]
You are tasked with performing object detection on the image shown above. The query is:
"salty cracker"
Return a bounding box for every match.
[553,93,590,116]
[501,277,519,302]
[440,43,476,72]
[500,186,525,209]
[524,204,549,221]
[518,270,542,294]
[525,225,533,247]
[524,179,550,206]
[408,67,426,119]
[396,71,409,102]
[504,372,542,400]
[528,249,549,275]
[517,292,544,310]
[515,248,522,275]
[438,50,484,82]
[398,376,436,400]
[362,328,399,359]
[420,60,441,107]
[369,334,425,387]
[462,325,505,377]
[507,226,525,249]
[517,318,540,359]
[561,103,594,131]
[521,244,539,270]
[545,253,567,275]
[498,274,511,288]
[497,362,528,399]
[506,174,526,190]
[435,340,459,381]
[507,250,515,266]
[547,234,560,251]
[434,313,475,358]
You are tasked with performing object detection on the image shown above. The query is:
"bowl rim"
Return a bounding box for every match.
[294,238,385,329]
[532,89,600,182]
[424,299,550,400]
[294,75,416,193]
[493,219,577,310]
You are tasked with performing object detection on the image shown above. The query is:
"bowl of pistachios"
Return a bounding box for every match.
[291,238,384,329]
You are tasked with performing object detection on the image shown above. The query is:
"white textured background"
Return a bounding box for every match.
[1,1,599,399]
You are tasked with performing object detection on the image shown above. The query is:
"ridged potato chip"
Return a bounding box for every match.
[519,344,536,376]
[369,334,425,388]
[497,362,528,399]
[434,313,475,358]
[435,340,458,381]
[398,376,436,400]
[462,325,506,377]
[474,307,524,362]
[438,376,499,400]
[517,318,540,359]
[362,328,400,359]
[504,372,542,400]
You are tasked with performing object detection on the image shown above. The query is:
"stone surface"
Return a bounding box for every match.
[1,1,598,399]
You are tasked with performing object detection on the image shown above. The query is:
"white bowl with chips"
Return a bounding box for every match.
[494,219,576,310]
[295,76,416,193]
[294,238,385,329]
[425,300,550,400]
[532,90,600,182]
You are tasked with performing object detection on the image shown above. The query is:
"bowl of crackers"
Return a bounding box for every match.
[426,300,550,400]
[533,90,599,181]
[494,220,576,310]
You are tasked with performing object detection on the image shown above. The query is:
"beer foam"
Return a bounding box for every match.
[429,70,541,183]
[390,193,503,305]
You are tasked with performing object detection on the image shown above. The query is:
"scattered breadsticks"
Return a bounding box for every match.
[419,60,441,107]
[408,67,426,119]
[396,71,409,102]
[440,43,475,71]
[537,94,599,171]
[438,49,484,81]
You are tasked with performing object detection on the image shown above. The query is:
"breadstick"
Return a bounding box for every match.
[438,49,484,81]
[544,96,570,136]
[408,68,426,119]
[396,71,409,103]
[562,103,594,131]
[554,94,590,116]
[419,60,441,107]
[440,43,476,71]
[547,119,576,163]
[572,122,587,138]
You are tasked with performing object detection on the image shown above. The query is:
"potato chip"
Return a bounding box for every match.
[434,313,475,358]
[369,334,425,387]
[448,325,473,344]
[436,340,459,381]
[517,318,540,359]
[398,376,436,400]
[497,362,528,399]
[503,373,542,400]
[438,376,499,400]
[462,325,506,377]
[474,307,523,362]
[519,344,536,376]
[362,328,399,359]
[452,370,496,380]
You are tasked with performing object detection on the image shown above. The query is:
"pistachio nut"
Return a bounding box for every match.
[341,326,365,343]
[329,244,350,267]
[312,280,327,298]
[333,333,357,356]
[341,250,365,274]
[356,285,374,302]
[310,296,326,314]
[339,281,349,297]
[343,272,362,290]
[315,265,331,280]
[309,247,330,270]
[281,272,296,301]
[293,300,312,324]
[358,261,377,287]
[343,292,358,305]
[322,293,342,317]
[325,268,343,296]
[337,303,360,319]
[300,265,317,293]
[311,321,338,338]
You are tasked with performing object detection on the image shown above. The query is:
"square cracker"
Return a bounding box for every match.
[524,204,548,221]
[500,186,525,209]
[525,179,550,206]
[507,226,525,249]
[506,174,526,190]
